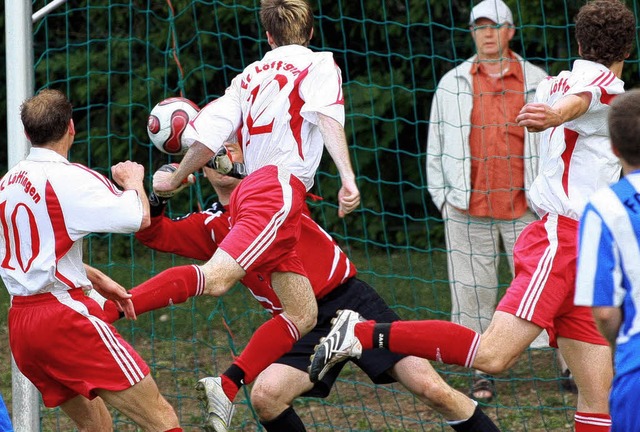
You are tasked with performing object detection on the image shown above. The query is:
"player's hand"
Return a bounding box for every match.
[86,266,137,320]
[337,179,360,218]
[206,147,247,179]
[152,163,195,198]
[111,161,145,190]
[516,103,562,132]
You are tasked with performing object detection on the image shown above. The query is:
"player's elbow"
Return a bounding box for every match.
[138,214,151,231]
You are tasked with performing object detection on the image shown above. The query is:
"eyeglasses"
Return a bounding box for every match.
[471,23,511,31]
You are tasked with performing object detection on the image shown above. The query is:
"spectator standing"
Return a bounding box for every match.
[426,0,547,400]
[0,89,182,431]
[311,2,635,431]
[575,89,640,432]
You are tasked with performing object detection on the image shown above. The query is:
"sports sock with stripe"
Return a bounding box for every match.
[102,265,204,323]
[356,319,480,368]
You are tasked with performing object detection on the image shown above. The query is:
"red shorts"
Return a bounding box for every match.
[497,214,607,348]
[221,165,307,276]
[9,289,150,407]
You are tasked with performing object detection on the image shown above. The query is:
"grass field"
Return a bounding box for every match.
[0,240,579,431]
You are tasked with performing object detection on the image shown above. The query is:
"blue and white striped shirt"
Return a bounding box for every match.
[575,172,640,377]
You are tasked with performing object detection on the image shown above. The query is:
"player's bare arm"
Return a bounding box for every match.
[111,161,151,230]
[153,140,214,195]
[592,306,622,348]
[84,264,137,320]
[516,92,591,132]
[317,113,361,217]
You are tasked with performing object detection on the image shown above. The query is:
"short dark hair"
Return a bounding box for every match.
[260,0,313,47]
[20,89,73,146]
[575,0,635,67]
[608,90,640,166]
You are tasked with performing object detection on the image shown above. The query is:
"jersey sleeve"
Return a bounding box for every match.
[135,206,227,261]
[575,203,623,307]
[182,80,243,153]
[299,53,345,126]
[55,165,143,239]
[565,76,623,136]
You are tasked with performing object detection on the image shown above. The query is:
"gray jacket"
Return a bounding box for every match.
[426,53,548,211]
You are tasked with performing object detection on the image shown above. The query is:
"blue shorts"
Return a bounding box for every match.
[611,372,640,432]
[274,277,405,398]
[0,393,12,432]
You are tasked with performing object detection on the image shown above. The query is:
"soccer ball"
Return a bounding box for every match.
[147,97,200,155]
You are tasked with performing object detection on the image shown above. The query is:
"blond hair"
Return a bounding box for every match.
[260,0,313,47]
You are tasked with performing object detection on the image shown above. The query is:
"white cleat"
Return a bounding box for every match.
[195,376,235,432]
[308,309,364,382]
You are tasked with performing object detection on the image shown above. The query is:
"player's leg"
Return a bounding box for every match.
[59,395,113,432]
[390,356,499,432]
[471,311,542,374]
[231,271,317,388]
[251,364,313,431]
[557,337,612,431]
[97,374,181,431]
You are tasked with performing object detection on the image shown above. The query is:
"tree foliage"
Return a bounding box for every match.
[2,0,640,248]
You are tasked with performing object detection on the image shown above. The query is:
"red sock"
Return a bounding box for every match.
[575,412,611,431]
[220,375,241,402]
[103,265,205,323]
[356,320,480,368]
[233,314,300,387]
[164,429,183,432]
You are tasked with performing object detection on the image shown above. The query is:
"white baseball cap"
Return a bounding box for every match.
[469,0,514,26]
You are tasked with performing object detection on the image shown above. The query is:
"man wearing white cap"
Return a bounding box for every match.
[426,0,546,402]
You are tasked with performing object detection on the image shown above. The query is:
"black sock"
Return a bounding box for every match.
[260,406,306,432]
[223,363,245,388]
[450,405,500,432]
[372,323,392,349]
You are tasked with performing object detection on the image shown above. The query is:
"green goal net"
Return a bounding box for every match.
[2,0,639,430]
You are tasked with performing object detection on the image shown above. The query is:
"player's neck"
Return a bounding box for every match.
[608,61,624,78]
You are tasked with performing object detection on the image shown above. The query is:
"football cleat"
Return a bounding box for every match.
[308,309,365,382]
[195,376,235,432]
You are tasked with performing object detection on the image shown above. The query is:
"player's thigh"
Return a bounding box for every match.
[475,311,543,373]
[271,271,317,325]
[252,364,313,410]
[59,395,112,432]
[200,248,246,296]
[96,374,178,429]
[557,337,612,413]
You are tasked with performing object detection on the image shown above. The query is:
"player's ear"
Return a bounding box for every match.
[68,119,76,137]
[266,31,275,46]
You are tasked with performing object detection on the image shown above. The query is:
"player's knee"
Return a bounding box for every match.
[410,379,459,412]
[250,382,284,420]
[478,353,517,375]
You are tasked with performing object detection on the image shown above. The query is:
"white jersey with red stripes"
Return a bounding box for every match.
[528,59,623,220]
[184,44,345,191]
[0,147,144,296]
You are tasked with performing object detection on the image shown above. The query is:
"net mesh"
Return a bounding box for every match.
[3,0,640,430]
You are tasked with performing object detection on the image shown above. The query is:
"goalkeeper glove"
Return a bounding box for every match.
[148,191,169,217]
[206,147,247,179]
[152,163,196,199]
